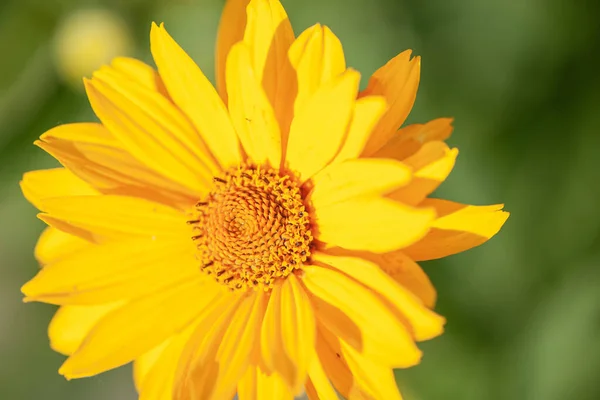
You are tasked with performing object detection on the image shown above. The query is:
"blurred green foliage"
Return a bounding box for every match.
[1,0,599,399]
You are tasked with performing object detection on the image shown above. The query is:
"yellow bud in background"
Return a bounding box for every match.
[53,9,132,88]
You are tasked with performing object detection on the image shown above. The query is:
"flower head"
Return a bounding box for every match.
[20,0,509,399]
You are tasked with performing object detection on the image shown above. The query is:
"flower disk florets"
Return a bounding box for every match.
[190,165,312,291]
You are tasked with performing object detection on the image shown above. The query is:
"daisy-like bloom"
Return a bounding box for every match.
[20,0,508,399]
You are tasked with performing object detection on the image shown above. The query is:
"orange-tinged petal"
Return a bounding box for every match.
[216,0,251,103]
[361,50,420,156]
[243,0,294,111]
[176,293,262,400]
[288,24,346,117]
[373,118,454,160]
[136,324,197,400]
[226,42,281,167]
[109,57,170,98]
[38,195,188,241]
[35,123,197,208]
[340,342,403,400]
[314,196,435,253]
[302,264,422,368]
[389,141,458,206]
[21,237,199,305]
[150,23,242,169]
[48,303,122,355]
[35,227,91,265]
[238,367,293,400]
[403,198,509,261]
[279,274,316,394]
[309,158,411,209]
[59,276,222,379]
[84,80,210,194]
[21,168,98,210]
[286,69,359,182]
[305,355,339,400]
[313,252,445,341]
[333,96,388,163]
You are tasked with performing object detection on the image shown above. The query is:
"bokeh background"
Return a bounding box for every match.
[1,0,599,399]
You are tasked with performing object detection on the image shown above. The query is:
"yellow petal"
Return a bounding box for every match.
[38,195,188,241]
[150,23,241,169]
[354,249,437,308]
[302,264,422,368]
[36,123,197,208]
[286,69,359,182]
[48,303,122,355]
[109,57,170,98]
[84,79,210,194]
[59,276,221,379]
[361,50,420,156]
[238,367,293,400]
[92,65,220,176]
[134,341,169,391]
[216,0,251,103]
[21,168,98,210]
[403,199,509,261]
[312,252,445,341]
[176,293,263,400]
[35,227,91,265]
[309,158,411,209]
[22,236,199,305]
[314,196,435,253]
[137,324,197,400]
[305,354,339,400]
[372,118,454,160]
[333,96,388,163]
[389,141,458,206]
[340,342,403,400]
[288,24,346,117]
[279,274,316,393]
[226,42,282,167]
[243,0,295,110]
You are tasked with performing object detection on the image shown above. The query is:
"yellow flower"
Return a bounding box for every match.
[20,0,509,399]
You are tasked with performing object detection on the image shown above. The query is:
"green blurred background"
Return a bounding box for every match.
[1,0,599,399]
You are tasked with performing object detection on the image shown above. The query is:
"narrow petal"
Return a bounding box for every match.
[22,237,199,305]
[109,57,170,98]
[38,195,188,241]
[134,341,169,392]
[403,199,509,261]
[286,70,359,182]
[21,168,98,210]
[137,325,197,400]
[35,227,91,265]
[288,24,346,117]
[84,80,210,194]
[313,252,445,341]
[59,276,223,379]
[92,65,220,175]
[314,196,435,253]
[226,42,282,167]
[333,96,388,163]
[48,303,121,355]
[175,293,263,400]
[340,342,403,400]
[243,0,295,111]
[36,123,197,208]
[150,23,242,168]
[372,118,454,160]
[302,264,422,368]
[238,367,293,400]
[216,0,251,102]
[388,141,458,206]
[279,274,316,393]
[361,50,420,156]
[305,355,338,400]
[309,158,411,209]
